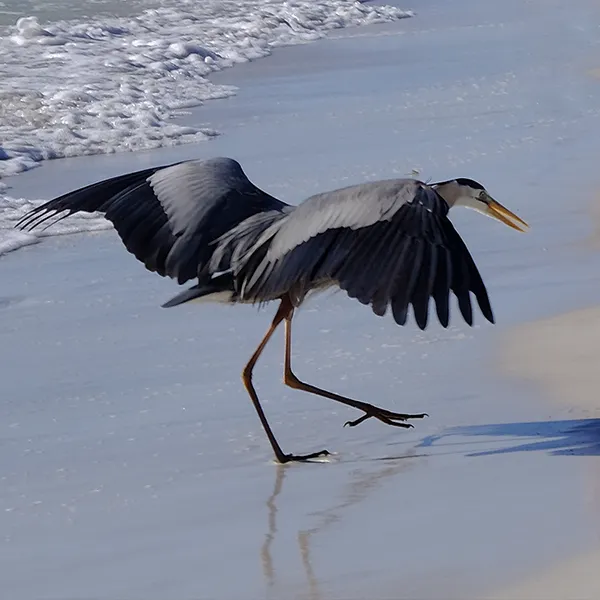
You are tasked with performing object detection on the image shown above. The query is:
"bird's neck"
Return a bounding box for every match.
[431,181,464,208]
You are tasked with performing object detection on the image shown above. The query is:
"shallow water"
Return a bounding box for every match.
[2,230,600,600]
[0,0,412,180]
[0,0,159,30]
[3,0,600,597]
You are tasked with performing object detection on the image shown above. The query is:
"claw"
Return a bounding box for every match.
[343,409,428,429]
[344,414,371,428]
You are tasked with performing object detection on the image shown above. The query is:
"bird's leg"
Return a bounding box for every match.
[242,298,330,464]
[283,312,427,429]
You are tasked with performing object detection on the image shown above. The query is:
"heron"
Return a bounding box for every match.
[17,157,529,464]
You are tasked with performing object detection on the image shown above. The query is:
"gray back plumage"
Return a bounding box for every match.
[17,157,494,330]
[219,178,493,328]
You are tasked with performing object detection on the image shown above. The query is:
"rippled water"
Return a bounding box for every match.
[0,1,413,255]
[0,0,159,30]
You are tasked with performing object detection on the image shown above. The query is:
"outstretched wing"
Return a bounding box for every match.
[16,157,288,284]
[233,179,494,329]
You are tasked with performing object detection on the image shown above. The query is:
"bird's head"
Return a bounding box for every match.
[432,178,529,232]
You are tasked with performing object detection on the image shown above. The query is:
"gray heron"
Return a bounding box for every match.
[17,157,529,464]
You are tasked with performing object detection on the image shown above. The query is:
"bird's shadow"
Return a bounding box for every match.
[417,418,600,457]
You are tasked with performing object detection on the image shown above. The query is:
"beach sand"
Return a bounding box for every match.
[485,302,600,598]
[486,550,600,600]
[501,307,600,419]
[3,0,600,598]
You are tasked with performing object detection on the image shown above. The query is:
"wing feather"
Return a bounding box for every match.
[16,157,288,285]
[237,181,495,329]
[432,249,452,327]
[370,234,412,317]
[411,243,436,329]
[351,221,405,305]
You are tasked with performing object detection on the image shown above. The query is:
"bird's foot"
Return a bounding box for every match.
[277,449,331,464]
[343,405,428,428]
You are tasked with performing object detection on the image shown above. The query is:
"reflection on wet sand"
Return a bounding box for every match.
[261,464,284,591]
[260,453,420,599]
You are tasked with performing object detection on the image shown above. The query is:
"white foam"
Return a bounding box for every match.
[0,191,113,256]
[0,1,413,180]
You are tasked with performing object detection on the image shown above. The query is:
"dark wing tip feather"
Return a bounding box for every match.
[15,165,164,232]
[391,300,409,326]
[367,200,494,329]
[384,200,492,330]
[457,293,473,326]
[17,203,79,232]
[14,157,290,290]
[470,269,495,324]
[446,222,495,327]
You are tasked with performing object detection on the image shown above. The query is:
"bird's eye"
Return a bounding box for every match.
[478,190,487,201]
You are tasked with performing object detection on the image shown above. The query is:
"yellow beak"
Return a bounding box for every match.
[485,197,529,232]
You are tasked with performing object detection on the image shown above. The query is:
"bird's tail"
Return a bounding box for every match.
[161,274,235,308]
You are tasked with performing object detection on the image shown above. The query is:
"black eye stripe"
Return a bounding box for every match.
[455,178,485,190]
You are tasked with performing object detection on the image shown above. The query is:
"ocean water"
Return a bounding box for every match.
[0,0,161,30]
[0,1,412,179]
[0,0,412,255]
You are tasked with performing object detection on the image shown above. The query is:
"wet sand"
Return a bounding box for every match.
[4,0,600,597]
[487,550,600,599]
[488,240,600,597]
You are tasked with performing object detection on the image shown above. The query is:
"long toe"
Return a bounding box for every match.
[280,449,331,463]
[380,410,428,420]
[344,408,428,428]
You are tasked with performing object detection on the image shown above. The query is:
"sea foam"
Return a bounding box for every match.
[0,1,412,256]
[0,1,413,179]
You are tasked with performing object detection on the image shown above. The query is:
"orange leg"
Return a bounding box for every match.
[242,297,330,464]
[283,310,428,428]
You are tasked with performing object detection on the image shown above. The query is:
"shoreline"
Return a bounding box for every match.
[485,550,600,600]
[486,298,600,597]
[3,0,600,597]
[500,306,600,419]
